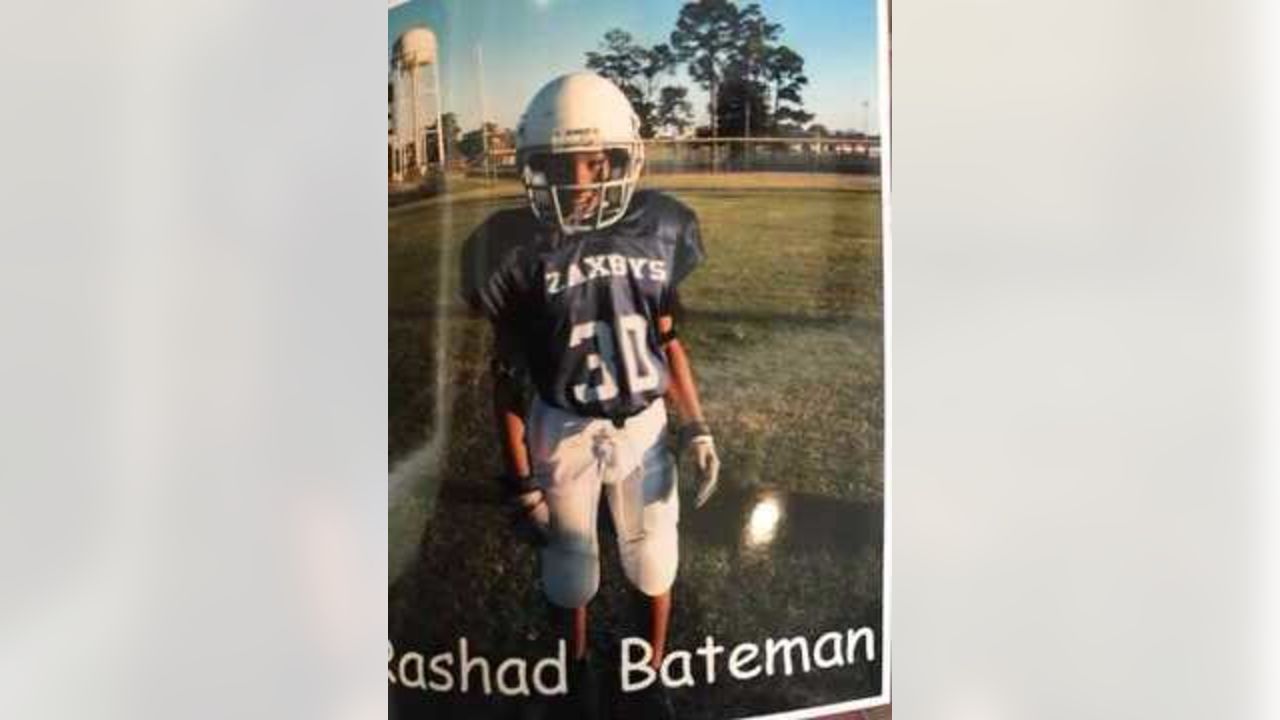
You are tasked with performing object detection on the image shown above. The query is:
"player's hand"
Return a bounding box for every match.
[503,475,550,546]
[680,421,720,509]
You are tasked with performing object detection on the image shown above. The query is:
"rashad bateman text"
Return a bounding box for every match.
[388,626,876,697]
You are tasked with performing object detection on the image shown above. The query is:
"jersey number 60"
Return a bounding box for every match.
[568,313,661,404]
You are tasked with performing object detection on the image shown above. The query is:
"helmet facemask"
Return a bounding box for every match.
[516,72,646,234]
[520,143,644,235]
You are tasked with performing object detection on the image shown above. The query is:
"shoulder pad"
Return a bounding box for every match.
[628,190,696,237]
[459,208,539,315]
[628,190,704,287]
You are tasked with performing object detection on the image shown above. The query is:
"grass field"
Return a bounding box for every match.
[389,173,885,719]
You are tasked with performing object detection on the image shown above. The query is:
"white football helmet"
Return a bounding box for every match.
[516,72,645,234]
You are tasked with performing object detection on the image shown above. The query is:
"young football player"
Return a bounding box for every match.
[461,71,719,717]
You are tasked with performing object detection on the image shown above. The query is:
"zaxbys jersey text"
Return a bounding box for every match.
[462,190,705,421]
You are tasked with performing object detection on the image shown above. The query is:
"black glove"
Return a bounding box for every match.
[502,474,550,546]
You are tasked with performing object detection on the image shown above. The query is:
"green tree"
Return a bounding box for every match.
[458,122,497,161]
[586,29,688,137]
[585,29,646,97]
[670,0,742,139]
[726,3,780,138]
[656,86,693,136]
[763,45,812,132]
[714,75,768,139]
[439,112,461,162]
[672,1,811,139]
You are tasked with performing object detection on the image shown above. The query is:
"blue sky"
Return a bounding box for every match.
[389,0,881,134]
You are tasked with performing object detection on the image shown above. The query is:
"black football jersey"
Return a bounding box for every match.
[461,190,705,420]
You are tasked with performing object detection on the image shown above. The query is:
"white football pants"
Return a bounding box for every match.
[527,397,679,608]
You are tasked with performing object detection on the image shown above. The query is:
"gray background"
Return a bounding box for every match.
[0,0,1275,718]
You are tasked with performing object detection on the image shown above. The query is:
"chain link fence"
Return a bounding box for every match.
[471,136,881,179]
[644,136,881,175]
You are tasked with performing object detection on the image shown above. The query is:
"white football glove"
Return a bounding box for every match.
[680,421,720,509]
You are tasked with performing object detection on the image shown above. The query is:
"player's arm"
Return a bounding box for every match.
[658,314,703,424]
[659,313,720,508]
[490,322,547,541]
[493,374,530,481]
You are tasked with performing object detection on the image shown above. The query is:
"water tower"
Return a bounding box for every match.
[390,25,445,181]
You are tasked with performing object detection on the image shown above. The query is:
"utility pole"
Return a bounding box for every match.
[410,63,422,175]
[476,43,491,183]
[433,58,445,171]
